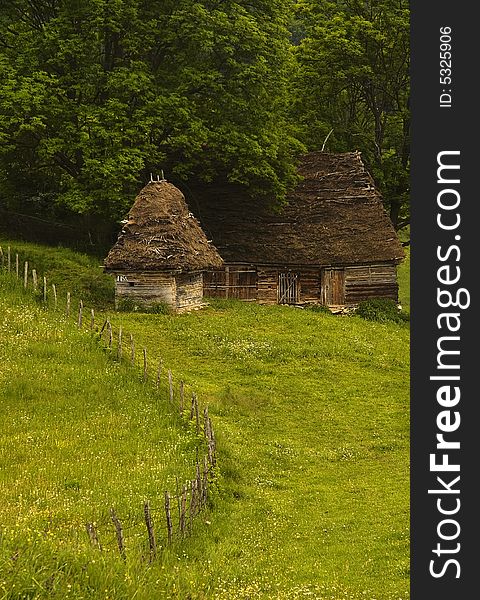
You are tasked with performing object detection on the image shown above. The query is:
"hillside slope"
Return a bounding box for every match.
[0,239,410,599]
[0,266,209,599]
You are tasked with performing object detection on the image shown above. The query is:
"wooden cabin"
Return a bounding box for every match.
[188,152,404,309]
[104,181,223,313]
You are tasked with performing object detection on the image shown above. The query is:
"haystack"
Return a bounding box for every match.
[104,181,223,312]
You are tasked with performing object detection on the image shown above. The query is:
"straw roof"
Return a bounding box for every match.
[104,181,223,272]
[188,151,404,266]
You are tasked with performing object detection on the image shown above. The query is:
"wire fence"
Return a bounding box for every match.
[1,244,219,560]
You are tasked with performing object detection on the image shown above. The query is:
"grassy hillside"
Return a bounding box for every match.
[0,267,209,599]
[0,239,410,599]
[111,301,410,600]
[0,239,114,308]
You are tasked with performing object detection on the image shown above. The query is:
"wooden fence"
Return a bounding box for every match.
[0,245,218,559]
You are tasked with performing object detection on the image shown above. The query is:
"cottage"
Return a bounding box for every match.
[190,152,404,308]
[104,180,223,312]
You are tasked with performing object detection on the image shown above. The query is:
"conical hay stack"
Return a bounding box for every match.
[105,182,223,272]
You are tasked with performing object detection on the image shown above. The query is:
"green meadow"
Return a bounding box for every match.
[0,239,409,600]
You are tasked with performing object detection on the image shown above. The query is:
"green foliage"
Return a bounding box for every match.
[356,297,409,324]
[0,0,301,220]
[292,0,410,229]
[145,301,173,315]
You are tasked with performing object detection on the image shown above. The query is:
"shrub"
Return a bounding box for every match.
[356,298,409,324]
[116,299,172,314]
[116,298,138,312]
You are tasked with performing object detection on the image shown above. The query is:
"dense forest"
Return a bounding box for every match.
[0,0,409,245]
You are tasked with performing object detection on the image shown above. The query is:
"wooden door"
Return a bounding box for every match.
[322,268,345,306]
[278,272,299,304]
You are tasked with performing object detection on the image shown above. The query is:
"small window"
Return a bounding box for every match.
[129,282,135,287]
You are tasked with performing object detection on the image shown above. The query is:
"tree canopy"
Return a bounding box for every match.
[0,0,301,219]
[0,0,409,231]
[292,0,410,229]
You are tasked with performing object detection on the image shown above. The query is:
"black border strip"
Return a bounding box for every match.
[411,3,477,597]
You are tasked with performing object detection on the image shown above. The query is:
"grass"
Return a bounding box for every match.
[0,239,114,309]
[110,300,410,599]
[0,238,410,599]
[0,270,208,599]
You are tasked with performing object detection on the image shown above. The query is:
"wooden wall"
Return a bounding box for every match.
[114,272,176,308]
[344,264,398,304]
[205,262,399,307]
[113,271,205,312]
[205,265,321,305]
[257,267,321,304]
[204,266,257,301]
[175,273,204,312]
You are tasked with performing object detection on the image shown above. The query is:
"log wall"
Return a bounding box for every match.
[205,265,321,305]
[321,268,346,306]
[205,262,399,307]
[204,266,257,301]
[113,271,205,312]
[344,264,398,304]
[175,273,204,311]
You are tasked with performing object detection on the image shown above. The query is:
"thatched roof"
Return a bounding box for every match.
[187,151,404,266]
[104,181,223,272]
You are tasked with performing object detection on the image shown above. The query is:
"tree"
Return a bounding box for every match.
[0,0,302,221]
[292,0,410,230]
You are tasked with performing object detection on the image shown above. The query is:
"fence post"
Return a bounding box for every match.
[209,420,217,466]
[32,270,38,291]
[15,254,19,278]
[108,321,113,348]
[85,523,102,551]
[66,292,71,318]
[78,300,83,328]
[164,491,173,544]
[179,485,187,537]
[143,501,156,561]
[23,261,28,288]
[117,326,123,360]
[194,393,200,434]
[90,308,95,330]
[203,407,210,440]
[202,455,209,507]
[156,358,162,389]
[189,479,197,530]
[179,381,185,416]
[43,277,47,303]
[110,508,126,560]
[195,459,202,513]
[0,246,3,269]
[130,334,135,366]
[168,370,174,403]
[7,246,11,272]
[143,348,147,382]
[52,284,57,310]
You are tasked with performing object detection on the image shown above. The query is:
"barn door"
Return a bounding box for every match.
[278,272,299,304]
[322,268,345,306]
